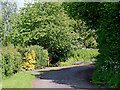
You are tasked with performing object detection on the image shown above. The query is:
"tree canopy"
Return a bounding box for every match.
[0,1,17,46]
[63,2,120,88]
[7,2,77,62]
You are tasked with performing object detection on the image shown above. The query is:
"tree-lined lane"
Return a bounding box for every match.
[32,65,98,88]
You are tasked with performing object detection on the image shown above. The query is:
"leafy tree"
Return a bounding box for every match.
[8,2,77,62]
[0,1,17,46]
[63,2,120,88]
[73,19,97,49]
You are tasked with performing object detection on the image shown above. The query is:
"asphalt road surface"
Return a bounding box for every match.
[32,65,98,89]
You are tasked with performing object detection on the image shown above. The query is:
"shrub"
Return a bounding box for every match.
[29,45,48,69]
[16,45,48,70]
[15,45,27,57]
[67,49,99,61]
[92,68,120,88]
[92,57,120,88]
[1,44,22,78]
[59,49,99,66]
[20,49,36,71]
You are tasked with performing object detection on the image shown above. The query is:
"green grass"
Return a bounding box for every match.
[2,72,35,88]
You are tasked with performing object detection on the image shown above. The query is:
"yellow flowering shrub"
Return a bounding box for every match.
[20,49,36,71]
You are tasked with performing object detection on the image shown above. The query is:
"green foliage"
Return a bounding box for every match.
[16,45,48,69]
[20,49,36,71]
[67,49,98,61]
[8,2,77,62]
[62,2,101,29]
[1,44,48,78]
[59,49,99,66]
[63,2,120,88]
[1,44,22,78]
[29,45,48,69]
[73,20,97,49]
[15,45,27,57]
[92,68,120,88]
[0,1,17,46]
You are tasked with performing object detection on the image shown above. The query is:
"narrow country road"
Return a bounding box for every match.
[32,65,98,88]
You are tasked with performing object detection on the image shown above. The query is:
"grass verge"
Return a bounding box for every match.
[2,72,35,88]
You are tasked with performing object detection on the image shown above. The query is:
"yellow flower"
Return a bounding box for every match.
[24,52,28,57]
[28,53,31,56]
[20,49,36,71]
[27,65,31,67]
[22,65,26,68]
[20,68,26,71]
[28,60,32,63]
[28,55,32,60]
[31,50,36,59]
[27,69,30,71]
[23,62,29,66]
[32,60,35,64]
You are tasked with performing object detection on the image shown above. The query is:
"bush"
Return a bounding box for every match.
[16,45,48,69]
[20,49,36,71]
[59,49,99,66]
[92,68,120,88]
[67,49,98,61]
[15,45,27,57]
[92,57,120,88]
[29,45,48,69]
[1,44,22,78]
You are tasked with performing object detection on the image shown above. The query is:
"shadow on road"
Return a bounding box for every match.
[33,65,98,88]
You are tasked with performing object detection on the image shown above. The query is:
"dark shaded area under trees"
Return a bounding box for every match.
[62,2,120,88]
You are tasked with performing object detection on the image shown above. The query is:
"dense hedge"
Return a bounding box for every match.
[63,2,120,88]
[2,44,22,78]
[17,45,48,69]
[29,45,48,69]
[2,44,48,77]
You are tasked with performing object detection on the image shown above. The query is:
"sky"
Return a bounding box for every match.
[0,0,63,16]
[1,0,58,10]
[1,0,34,10]
[1,0,119,11]
[15,0,25,9]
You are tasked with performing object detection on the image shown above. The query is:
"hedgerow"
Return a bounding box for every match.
[2,44,22,78]
[2,44,48,78]
[29,45,48,69]
[17,45,48,70]
[63,2,120,88]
